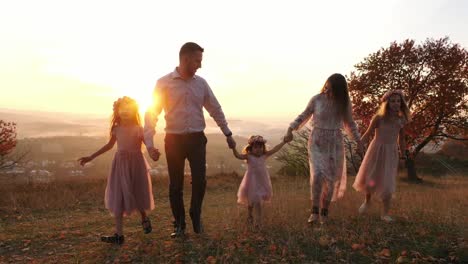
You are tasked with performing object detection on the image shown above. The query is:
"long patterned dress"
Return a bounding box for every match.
[290,93,360,202]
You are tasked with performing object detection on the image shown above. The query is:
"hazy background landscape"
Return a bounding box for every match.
[0,108,290,139]
[0,108,293,186]
[1,0,467,262]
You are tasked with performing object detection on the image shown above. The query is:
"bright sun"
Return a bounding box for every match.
[134,93,154,117]
[119,87,155,118]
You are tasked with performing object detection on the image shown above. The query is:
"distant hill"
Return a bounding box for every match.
[0,109,109,138]
[1,108,289,140]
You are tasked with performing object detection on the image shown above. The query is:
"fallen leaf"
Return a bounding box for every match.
[396,256,407,263]
[410,250,422,258]
[318,236,329,247]
[269,244,277,252]
[379,248,391,258]
[206,256,216,264]
[351,243,365,250]
[417,229,427,236]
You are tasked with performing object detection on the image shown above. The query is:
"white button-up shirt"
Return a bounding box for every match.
[144,68,232,148]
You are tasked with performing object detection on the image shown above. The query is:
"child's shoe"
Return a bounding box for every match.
[320,208,329,225]
[101,233,124,245]
[142,217,152,234]
[320,215,328,225]
[247,215,254,225]
[308,206,319,224]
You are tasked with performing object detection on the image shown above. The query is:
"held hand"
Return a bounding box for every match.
[77,156,92,166]
[282,136,292,143]
[399,153,405,160]
[284,129,294,143]
[399,151,407,160]
[148,147,161,161]
[226,136,236,149]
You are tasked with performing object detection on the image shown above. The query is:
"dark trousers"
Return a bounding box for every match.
[165,132,207,229]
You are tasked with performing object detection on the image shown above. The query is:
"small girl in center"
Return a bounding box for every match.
[232,135,289,227]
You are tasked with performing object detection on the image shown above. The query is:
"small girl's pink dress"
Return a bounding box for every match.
[237,154,273,205]
[105,125,155,216]
[353,117,405,200]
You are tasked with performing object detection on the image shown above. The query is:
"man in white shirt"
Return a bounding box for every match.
[144,42,236,238]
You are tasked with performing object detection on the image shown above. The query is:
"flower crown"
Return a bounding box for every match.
[247,135,267,145]
[381,89,405,103]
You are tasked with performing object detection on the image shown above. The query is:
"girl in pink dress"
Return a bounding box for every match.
[78,96,156,244]
[285,73,363,225]
[353,90,411,222]
[232,135,289,227]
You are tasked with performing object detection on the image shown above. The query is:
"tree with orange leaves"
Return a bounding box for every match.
[348,37,468,181]
[0,120,19,169]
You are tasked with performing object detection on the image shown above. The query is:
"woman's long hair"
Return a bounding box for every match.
[320,73,350,118]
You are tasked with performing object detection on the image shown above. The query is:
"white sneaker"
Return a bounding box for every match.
[307,214,319,224]
[381,215,393,222]
[358,202,370,214]
[320,215,328,225]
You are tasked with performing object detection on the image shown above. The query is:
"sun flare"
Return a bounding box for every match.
[116,87,155,118]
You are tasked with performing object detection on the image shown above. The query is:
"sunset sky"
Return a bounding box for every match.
[1,0,467,122]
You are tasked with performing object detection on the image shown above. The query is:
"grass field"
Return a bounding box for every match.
[0,173,466,263]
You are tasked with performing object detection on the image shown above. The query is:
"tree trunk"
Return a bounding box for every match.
[405,157,422,182]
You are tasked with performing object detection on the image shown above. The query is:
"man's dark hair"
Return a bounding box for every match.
[179,42,204,59]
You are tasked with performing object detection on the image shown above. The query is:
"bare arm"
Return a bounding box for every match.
[265,140,287,157]
[399,126,406,158]
[232,148,247,160]
[343,103,362,142]
[361,115,379,143]
[78,136,116,166]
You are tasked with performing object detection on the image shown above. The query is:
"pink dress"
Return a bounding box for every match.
[237,154,273,205]
[353,117,405,200]
[105,125,155,216]
[290,93,361,202]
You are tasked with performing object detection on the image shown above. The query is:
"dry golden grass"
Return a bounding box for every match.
[0,174,466,263]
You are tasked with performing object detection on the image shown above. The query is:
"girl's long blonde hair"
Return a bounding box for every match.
[377,90,412,121]
[110,96,141,136]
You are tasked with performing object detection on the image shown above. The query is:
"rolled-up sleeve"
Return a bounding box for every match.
[202,80,232,136]
[144,81,164,149]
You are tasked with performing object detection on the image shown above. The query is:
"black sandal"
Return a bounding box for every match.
[101,233,124,245]
[142,217,152,234]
